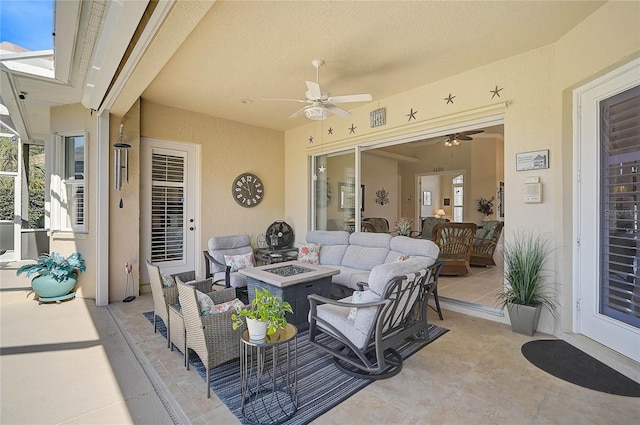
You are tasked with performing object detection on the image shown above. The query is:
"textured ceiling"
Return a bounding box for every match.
[142,1,604,132]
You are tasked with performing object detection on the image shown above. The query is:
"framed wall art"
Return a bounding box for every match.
[516,149,549,171]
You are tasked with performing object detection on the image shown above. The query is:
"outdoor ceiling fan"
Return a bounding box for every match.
[264,59,372,121]
[443,130,484,147]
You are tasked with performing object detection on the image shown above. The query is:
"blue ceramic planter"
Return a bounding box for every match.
[31,274,77,298]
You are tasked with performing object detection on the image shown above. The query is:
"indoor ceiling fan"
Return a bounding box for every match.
[442,130,484,147]
[264,59,372,121]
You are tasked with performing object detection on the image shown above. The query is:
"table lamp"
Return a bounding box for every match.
[435,208,446,218]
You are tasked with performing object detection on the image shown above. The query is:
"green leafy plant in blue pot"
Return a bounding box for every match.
[17,252,86,299]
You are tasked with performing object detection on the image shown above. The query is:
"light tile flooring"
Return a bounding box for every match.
[111,291,640,425]
[438,253,505,309]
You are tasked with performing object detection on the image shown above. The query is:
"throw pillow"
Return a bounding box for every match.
[297,243,320,264]
[195,289,216,316]
[161,273,176,288]
[348,290,364,321]
[224,252,255,272]
[212,298,245,314]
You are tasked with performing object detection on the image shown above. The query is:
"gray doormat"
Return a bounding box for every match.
[521,339,640,397]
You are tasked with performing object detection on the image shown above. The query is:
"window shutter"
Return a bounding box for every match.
[599,84,640,328]
[150,152,185,263]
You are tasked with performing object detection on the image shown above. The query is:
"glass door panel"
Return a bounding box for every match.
[313,150,356,232]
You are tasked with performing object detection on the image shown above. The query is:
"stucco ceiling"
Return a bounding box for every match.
[141,1,604,132]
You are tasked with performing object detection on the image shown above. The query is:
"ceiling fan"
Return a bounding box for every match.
[264,59,372,121]
[443,130,484,147]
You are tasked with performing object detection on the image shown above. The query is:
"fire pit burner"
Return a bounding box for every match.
[267,264,314,277]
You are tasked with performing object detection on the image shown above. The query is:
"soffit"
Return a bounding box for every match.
[141,0,604,132]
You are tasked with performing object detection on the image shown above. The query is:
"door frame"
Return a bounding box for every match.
[141,137,201,280]
[573,58,640,362]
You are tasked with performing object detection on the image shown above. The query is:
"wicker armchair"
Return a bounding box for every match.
[146,260,178,348]
[363,217,390,233]
[470,220,504,266]
[432,222,477,276]
[410,217,450,240]
[177,282,246,398]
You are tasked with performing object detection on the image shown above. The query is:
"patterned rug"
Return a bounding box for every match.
[144,312,448,424]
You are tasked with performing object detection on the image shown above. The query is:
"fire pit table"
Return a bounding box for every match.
[239,261,340,329]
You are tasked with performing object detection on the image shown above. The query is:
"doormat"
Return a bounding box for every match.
[521,339,640,397]
[144,312,449,424]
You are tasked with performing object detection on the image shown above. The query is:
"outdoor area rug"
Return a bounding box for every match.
[144,312,448,424]
[521,339,640,397]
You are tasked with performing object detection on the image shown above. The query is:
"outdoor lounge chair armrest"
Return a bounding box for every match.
[308,293,387,310]
[203,250,232,287]
[356,282,369,291]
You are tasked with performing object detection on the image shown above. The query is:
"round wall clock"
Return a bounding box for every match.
[232,173,264,207]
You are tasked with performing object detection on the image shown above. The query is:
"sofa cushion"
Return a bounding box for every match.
[331,266,371,291]
[307,231,350,266]
[390,236,439,259]
[342,233,392,270]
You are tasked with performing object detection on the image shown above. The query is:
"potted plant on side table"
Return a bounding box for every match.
[17,252,86,304]
[496,232,557,336]
[232,287,293,340]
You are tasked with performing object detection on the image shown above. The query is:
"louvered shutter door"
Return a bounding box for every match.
[599,84,640,328]
[150,152,185,263]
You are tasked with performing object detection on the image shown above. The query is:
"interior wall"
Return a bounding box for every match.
[361,153,398,226]
[420,175,440,218]
[49,103,98,299]
[140,100,285,279]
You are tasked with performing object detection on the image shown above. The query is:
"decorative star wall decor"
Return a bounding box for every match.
[406,108,418,122]
[348,124,357,134]
[444,93,455,104]
[308,136,314,144]
[490,85,503,99]
[318,166,326,173]
[327,127,333,135]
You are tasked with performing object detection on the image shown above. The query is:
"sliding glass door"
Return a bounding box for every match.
[312,149,357,232]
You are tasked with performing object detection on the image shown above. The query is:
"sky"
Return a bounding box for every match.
[0,0,53,50]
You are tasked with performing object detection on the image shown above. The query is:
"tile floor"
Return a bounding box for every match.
[437,250,504,309]
[111,292,640,425]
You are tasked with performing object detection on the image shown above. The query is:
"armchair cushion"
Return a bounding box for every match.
[196,289,217,316]
[161,273,176,288]
[212,298,245,314]
[223,252,255,272]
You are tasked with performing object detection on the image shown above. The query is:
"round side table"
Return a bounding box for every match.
[240,323,298,424]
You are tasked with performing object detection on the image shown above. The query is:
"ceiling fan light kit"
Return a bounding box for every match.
[266,59,372,121]
[305,106,331,120]
[443,130,484,147]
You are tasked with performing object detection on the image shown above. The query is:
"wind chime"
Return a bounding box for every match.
[113,123,131,208]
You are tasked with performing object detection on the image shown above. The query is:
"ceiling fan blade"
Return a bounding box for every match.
[263,98,308,103]
[325,104,351,118]
[306,81,322,100]
[328,93,372,103]
[456,135,473,141]
[460,130,484,136]
[289,106,309,118]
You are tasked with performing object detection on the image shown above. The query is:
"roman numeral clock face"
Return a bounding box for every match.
[232,173,264,207]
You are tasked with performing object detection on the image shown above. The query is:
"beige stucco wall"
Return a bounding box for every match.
[49,103,98,299]
[139,101,285,280]
[109,100,141,302]
[283,1,640,335]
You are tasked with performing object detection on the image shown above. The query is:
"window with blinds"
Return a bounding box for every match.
[150,152,185,263]
[453,174,464,222]
[599,84,640,329]
[53,133,86,232]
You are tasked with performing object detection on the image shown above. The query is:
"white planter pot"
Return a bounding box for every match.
[246,317,268,341]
